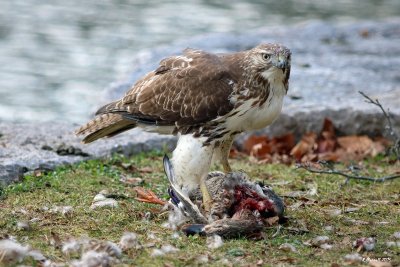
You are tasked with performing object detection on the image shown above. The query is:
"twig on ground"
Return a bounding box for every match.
[359,91,400,159]
[296,162,400,183]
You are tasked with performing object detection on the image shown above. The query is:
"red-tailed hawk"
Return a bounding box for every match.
[76,43,291,210]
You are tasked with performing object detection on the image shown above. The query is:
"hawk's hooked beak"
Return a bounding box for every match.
[273,54,288,70]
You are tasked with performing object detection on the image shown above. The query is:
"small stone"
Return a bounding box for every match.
[93,193,106,202]
[16,221,30,231]
[320,243,333,250]
[310,236,330,247]
[90,199,118,209]
[324,225,334,231]
[279,243,297,253]
[119,232,141,250]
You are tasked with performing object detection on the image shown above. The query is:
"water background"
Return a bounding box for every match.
[1,0,399,123]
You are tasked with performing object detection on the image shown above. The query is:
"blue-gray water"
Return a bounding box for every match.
[1,0,399,123]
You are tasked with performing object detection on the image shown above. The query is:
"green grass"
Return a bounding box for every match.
[0,151,399,266]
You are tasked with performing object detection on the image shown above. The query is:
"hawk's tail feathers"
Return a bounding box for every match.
[75,113,136,144]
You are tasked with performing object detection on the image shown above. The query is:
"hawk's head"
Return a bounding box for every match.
[246,43,291,84]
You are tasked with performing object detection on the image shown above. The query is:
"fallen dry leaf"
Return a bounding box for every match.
[290,132,317,161]
[133,187,166,205]
[241,117,391,164]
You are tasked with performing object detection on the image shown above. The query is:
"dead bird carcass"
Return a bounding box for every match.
[163,155,286,238]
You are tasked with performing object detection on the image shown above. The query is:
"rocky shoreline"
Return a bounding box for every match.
[1,19,399,186]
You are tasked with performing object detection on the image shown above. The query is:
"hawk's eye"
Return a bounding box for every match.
[262,53,271,60]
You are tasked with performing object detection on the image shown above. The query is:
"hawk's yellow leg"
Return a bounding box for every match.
[200,176,213,212]
[221,157,232,172]
[202,138,234,211]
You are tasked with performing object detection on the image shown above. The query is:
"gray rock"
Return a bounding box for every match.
[0,122,175,186]
[1,19,400,186]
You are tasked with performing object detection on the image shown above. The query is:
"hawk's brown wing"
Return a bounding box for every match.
[76,49,237,143]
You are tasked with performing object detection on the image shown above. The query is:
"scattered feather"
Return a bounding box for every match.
[90,199,118,210]
[353,237,376,251]
[27,250,46,261]
[161,244,179,254]
[62,239,82,256]
[147,232,161,242]
[393,232,400,239]
[150,244,179,257]
[207,235,224,250]
[343,253,362,264]
[150,248,165,257]
[49,206,74,216]
[195,255,209,264]
[71,251,113,267]
[0,239,29,265]
[326,209,341,217]
[171,232,180,239]
[386,241,400,248]
[119,232,141,250]
[83,240,121,258]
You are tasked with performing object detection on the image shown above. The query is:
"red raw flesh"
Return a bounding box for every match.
[233,185,274,214]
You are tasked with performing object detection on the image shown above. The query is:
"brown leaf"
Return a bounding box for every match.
[243,135,269,154]
[251,143,272,159]
[133,187,166,205]
[290,132,317,161]
[321,118,336,137]
[317,118,337,153]
[269,133,296,154]
[337,135,386,161]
